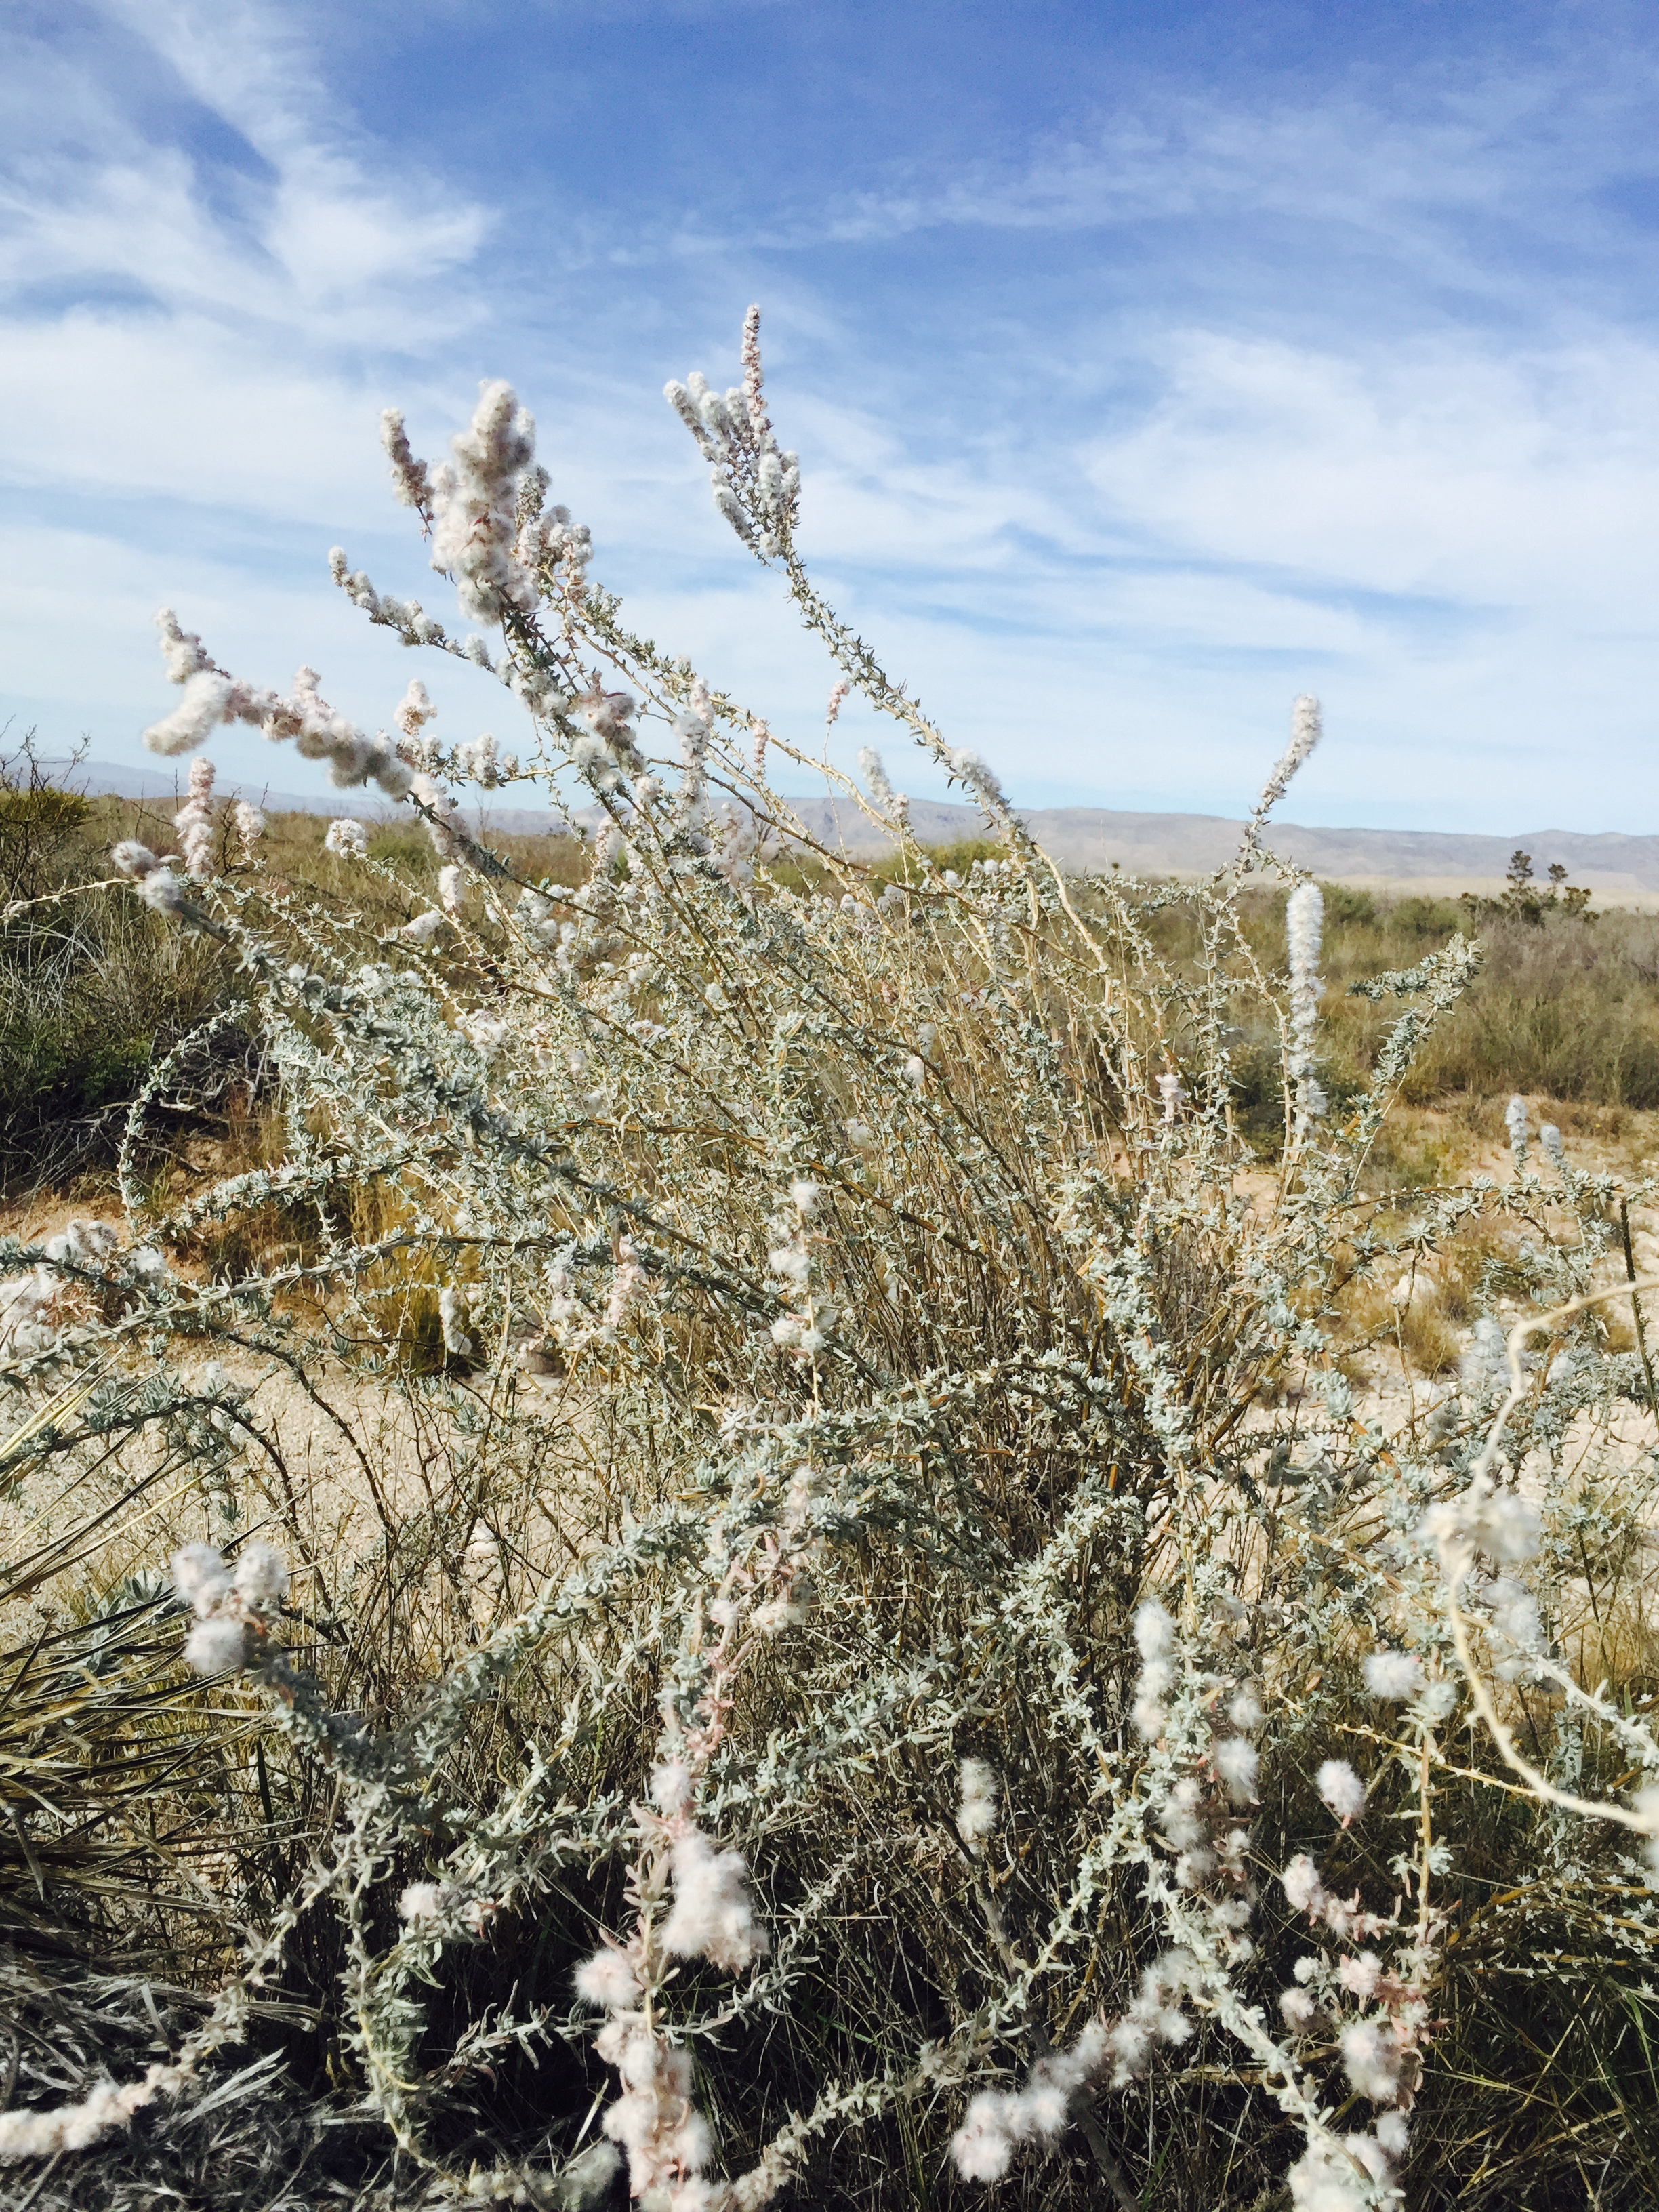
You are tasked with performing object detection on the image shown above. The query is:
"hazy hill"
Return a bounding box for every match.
[60,759,1659,897]
[779,796,1659,896]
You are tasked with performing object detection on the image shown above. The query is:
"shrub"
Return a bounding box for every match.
[0,745,237,1189]
[2,316,1658,2212]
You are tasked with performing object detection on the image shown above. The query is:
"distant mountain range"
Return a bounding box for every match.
[777,798,1659,895]
[63,759,1659,897]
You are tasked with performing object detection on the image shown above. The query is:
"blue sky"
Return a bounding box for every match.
[5,0,1659,829]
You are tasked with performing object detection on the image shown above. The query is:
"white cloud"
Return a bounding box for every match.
[1086,330,1659,615]
[789,54,1655,304]
[0,314,390,518]
[93,0,490,305]
[0,0,514,805]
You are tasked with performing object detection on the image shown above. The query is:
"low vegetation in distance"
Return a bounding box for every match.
[5,760,1658,1208]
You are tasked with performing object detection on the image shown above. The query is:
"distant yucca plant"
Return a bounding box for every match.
[1,312,1657,2212]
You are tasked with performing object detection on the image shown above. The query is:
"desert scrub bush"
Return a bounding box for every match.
[0,767,586,1198]
[1406,904,1659,1106]
[3,312,1659,2212]
[1220,884,1659,1134]
[0,750,241,1191]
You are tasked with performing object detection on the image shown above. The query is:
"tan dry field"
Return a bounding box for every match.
[0,1149,588,1676]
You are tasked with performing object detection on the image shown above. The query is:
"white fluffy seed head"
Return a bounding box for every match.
[1481,1491,1541,1561]
[1134,1598,1174,1660]
[950,2094,1016,2181]
[857,746,894,805]
[1316,1759,1367,1822]
[651,1759,691,1814]
[956,1757,1000,1847]
[1416,1677,1458,1723]
[1340,2020,1401,2102]
[1131,1695,1166,1740]
[232,1540,289,1608]
[1427,1483,1540,1565]
[1227,1687,1263,1732]
[136,868,186,914]
[1375,2112,1410,2158]
[1287,2140,1378,2209]
[1338,1950,1382,2000]
[1283,1854,1326,1914]
[575,1945,642,2009]
[1286,883,1324,984]
[395,678,435,736]
[1631,1784,1659,1877]
[661,1827,767,1971]
[142,669,233,757]
[1287,693,1321,769]
[438,1285,474,1355]
[1362,1649,1422,1700]
[172,1542,232,1618]
[183,1616,247,1675]
[111,840,160,879]
[1215,1737,1260,1803]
